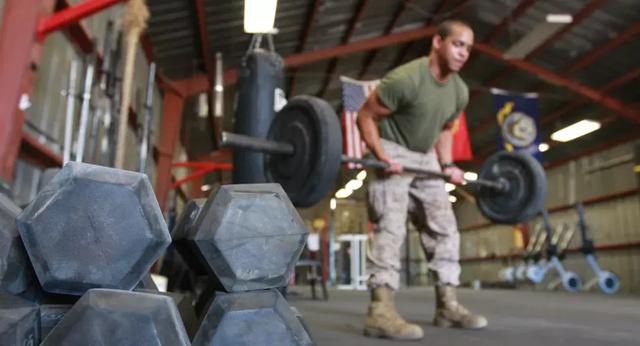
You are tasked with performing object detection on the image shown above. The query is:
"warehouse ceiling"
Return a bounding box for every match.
[145,0,640,173]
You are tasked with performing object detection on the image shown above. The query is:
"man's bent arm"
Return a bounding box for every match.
[435,126,454,165]
[356,90,392,162]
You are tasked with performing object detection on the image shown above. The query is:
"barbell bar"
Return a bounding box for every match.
[221,131,506,191]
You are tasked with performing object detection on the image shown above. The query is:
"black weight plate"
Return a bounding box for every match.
[265,96,342,207]
[476,151,546,224]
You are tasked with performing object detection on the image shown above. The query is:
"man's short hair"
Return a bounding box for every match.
[436,19,472,39]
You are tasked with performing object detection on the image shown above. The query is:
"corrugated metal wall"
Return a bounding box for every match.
[12,4,166,206]
[455,140,640,294]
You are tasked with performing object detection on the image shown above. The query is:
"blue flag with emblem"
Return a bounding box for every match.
[491,88,543,162]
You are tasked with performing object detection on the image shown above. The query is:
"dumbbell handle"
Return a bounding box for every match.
[221,131,505,191]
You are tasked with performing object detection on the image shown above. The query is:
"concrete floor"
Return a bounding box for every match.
[288,286,640,346]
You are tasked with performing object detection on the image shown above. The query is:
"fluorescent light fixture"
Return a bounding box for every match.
[550,120,601,142]
[356,170,367,181]
[538,142,550,152]
[445,183,456,192]
[546,14,573,24]
[463,172,478,181]
[503,21,568,59]
[201,184,212,192]
[345,179,363,191]
[449,195,457,203]
[244,0,278,33]
[335,188,352,199]
[330,198,337,210]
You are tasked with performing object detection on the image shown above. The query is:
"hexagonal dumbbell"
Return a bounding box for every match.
[192,289,313,346]
[41,289,190,345]
[16,162,171,296]
[0,292,40,345]
[39,304,72,341]
[0,193,35,295]
[172,184,309,292]
[171,198,208,276]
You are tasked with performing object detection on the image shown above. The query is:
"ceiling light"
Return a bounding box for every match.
[463,172,478,181]
[244,0,278,33]
[330,198,337,210]
[345,179,363,191]
[550,120,601,142]
[445,183,456,192]
[503,20,569,59]
[335,188,352,199]
[546,14,573,24]
[538,142,550,152]
[449,195,457,203]
[201,184,212,192]
[356,170,367,181]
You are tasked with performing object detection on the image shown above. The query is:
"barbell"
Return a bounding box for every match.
[221,95,547,224]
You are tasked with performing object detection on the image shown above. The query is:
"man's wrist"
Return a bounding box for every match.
[440,161,456,169]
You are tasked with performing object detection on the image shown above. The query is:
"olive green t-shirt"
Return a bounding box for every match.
[376,57,469,153]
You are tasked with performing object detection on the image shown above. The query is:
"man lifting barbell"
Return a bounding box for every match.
[220,18,546,342]
[357,19,485,340]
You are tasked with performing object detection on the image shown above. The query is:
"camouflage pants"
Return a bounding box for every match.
[367,139,460,290]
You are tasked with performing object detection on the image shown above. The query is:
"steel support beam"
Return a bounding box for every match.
[284,24,436,68]
[317,0,369,98]
[472,0,607,102]
[358,0,410,78]
[472,22,640,134]
[483,0,535,44]
[540,68,640,127]
[155,90,186,212]
[466,0,535,103]
[194,0,212,78]
[37,0,124,39]
[288,0,322,97]
[173,19,639,126]
[473,42,640,123]
[565,22,640,74]
[387,0,452,73]
[173,25,438,95]
[0,0,55,181]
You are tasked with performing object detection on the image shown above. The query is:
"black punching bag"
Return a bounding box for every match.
[233,49,285,183]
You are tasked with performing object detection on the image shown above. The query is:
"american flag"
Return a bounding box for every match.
[340,76,379,169]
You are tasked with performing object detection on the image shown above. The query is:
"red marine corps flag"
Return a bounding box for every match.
[340,76,473,166]
[450,110,473,162]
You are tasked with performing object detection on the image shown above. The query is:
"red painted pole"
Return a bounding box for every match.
[37,0,125,39]
[0,0,55,181]
[155,90,185,212]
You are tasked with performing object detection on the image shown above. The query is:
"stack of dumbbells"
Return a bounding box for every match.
[0,162,314,345]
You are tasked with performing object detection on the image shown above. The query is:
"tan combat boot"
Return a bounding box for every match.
[363,286,424,340]
[433,284,488,329]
